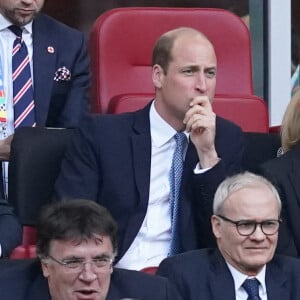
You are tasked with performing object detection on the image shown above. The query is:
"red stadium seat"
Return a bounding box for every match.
[108,93,269,133]
[90,7,253,113]
[10,226,37,259]
[9,245,28,259]
[140,266,158,275]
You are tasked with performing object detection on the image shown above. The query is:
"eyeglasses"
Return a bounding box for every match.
[217,215,281,236]
[47,255,114,273]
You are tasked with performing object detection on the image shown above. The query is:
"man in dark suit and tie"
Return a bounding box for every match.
[0,0,89,255]
[0,200,181,300]
[157,172,300,300]
[55,27,243,270]
[0,0,90,194]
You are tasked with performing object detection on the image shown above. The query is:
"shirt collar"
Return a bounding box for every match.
[149,100,188,147]
[0,14,33,34]
[226,262,267,295]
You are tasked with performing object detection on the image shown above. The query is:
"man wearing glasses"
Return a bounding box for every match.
[157,172,300,299]
[0,200,181,300]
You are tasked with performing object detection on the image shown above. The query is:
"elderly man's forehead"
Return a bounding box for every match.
[224,184,279,206]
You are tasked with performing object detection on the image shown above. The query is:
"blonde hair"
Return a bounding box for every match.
[281,88,300,152]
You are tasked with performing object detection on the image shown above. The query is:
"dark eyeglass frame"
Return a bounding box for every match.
[217,214,282,236]
[47,255,114,272]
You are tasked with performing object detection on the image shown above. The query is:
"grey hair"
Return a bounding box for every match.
[213,172,281,214]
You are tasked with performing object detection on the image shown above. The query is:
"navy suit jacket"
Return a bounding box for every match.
[0,259,181,300]
[259,143,300,257]
[0,199,21,257]
[32,13,90,127]
[55,103,243,262]
[157,248,300,300]
[0,14,90,247]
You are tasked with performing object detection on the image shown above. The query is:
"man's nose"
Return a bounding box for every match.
[249,224,266,240]
[21,0,34,5]
[195,73,207,93]
[78,262,98,282]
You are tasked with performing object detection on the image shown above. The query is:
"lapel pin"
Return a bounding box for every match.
[47,46,54,53]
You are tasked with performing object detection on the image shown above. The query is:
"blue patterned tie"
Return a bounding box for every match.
[242,278,261,300]
[9,25,35,128]
[169,132,187,255]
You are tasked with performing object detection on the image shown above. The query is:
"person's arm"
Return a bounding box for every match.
[0,199,22,257]
[54,116,99,201]
[189,116,244,248]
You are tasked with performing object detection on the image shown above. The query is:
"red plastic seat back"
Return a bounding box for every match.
[90,7,253,113]
[10,226,37,259]
[108,93,269,133]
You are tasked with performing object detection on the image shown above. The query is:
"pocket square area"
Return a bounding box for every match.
[54,66,71,82]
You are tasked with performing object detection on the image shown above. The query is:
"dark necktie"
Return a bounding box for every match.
[242,278,262,300]
[169,132,187,255]
[9,25,35,128]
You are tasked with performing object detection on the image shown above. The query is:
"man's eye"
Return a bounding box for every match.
[94,258,109,263]
[206,70,216,78]
[263,221,277,228]
[238,222,254,229]
[182,69,194,75]
[64,260,82,267]
[93,257,111,267]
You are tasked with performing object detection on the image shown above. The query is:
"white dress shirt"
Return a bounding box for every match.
[116,101,188,270]
[227,262,268,300]
[0,14,34,138]
[0,14,34,198]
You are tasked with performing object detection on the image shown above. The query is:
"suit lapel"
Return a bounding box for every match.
[265,260,288,299]
[106,278,121,300]
[26,270,51,300]
[209,251,236,300]
[131,104,152,208]
[32,14,57,125]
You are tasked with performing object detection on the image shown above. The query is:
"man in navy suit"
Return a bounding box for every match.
[0,200,181,300]
[55,27,243,270]
[157,172,300,300]
[0,0,89,254]
[0,0,89,193]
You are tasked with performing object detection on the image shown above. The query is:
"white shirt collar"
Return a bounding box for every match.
[226,262,267,295]
[0,14,32,34]
[149,100,188,147]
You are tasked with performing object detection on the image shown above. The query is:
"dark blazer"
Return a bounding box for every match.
[0,14,90,197]
[0,259,182,300]
[259,143,300,257]
[157,248,300,300]
[32,13,90,127]
[55,103,243,262]
[0,199,21,257]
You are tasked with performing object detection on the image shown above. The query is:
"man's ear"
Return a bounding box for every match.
[41,260,50,278]
[211,214,222,239]
[152,64,164,88]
